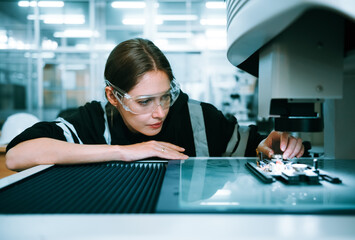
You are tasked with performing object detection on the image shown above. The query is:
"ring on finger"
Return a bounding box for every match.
[161,147,166,153]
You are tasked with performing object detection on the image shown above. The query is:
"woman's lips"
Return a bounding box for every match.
[149,122,163,129]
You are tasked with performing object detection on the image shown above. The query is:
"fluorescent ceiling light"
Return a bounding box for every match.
[54,30,99,38]
[45,15,85,24]
[18,1,64,7]
[122,18,145,25]
[7,38,31,50]
[205,29,227,37]
[200,18,227,26]
[111,1,146,8]
[205,1,226,9]
[122,18,162,25]
[157,32,193,39]
[38,1,64,7]
[157,15,198,21]
[24,52,56,59]
[28,14,85,24]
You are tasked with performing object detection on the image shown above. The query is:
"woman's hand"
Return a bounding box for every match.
[118,140,189,161]
[257,131,304,159]
[6,138,188,171]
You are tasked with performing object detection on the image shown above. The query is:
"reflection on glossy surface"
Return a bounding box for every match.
[179,158,355,213]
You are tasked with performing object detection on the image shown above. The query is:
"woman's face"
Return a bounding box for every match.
[117,70,171,136]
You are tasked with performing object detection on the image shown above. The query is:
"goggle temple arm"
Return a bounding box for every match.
[105,80,131,112]
[169,79,181,106]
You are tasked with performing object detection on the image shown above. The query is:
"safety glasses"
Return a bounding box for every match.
[105,79,180,115]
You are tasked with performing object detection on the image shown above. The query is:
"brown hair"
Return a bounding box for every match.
[104,38,174,92]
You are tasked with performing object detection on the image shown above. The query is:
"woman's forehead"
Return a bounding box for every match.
[129,70,170,96]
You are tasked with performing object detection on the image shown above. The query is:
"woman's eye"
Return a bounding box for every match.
[137,98,152,106]
[161,94,170,101]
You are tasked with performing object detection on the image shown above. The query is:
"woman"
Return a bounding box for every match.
[5,38,304,171]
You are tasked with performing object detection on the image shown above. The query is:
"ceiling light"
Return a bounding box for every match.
[18,1,64,8]
[28,14,85,25]
[205,1,226,9]
[24,52,56,59]
[205,29,227,37]
[122,18,145,25]
[54,30,99,38]
[38,1,64,7]
[157,32,193,39]
[200,18,227,26]
[45,15,85,25]
[157,15,198,21]
[18,1,35,7]
[111,1,146,8]
[42,39,58,50]
[122,18,162,25]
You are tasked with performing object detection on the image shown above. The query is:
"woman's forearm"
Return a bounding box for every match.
[5,138,121,171]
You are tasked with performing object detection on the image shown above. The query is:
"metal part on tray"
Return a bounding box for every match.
[248,158,342,185]
[271,154,283,161]
[246,162,275,183]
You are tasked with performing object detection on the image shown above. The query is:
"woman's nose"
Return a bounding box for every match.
[151,103,165,118]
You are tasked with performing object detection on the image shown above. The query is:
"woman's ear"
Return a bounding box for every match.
[105,86,119,106]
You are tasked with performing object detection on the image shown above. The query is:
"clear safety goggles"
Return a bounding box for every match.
[106,79,180,115]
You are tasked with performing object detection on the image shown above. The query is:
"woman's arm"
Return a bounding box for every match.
[6,138,188,171]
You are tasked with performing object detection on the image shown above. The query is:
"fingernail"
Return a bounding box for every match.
[269,151,273,158]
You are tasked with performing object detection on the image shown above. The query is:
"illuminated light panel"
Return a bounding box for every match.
[205,1,226,9]
[28,14,85,25]
[42,39,58,50]
[122,18,162,25]
[53,30,99,38]
[24,52,56,59]
[157,32,193,39]
[18,1,64,7]
[200,18,227,26]
[111,1,146,8]
[122,18,145,25]
[157,15,198,21]
[205,29,227,37]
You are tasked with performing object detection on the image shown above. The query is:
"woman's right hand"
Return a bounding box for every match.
[117,140,189,161]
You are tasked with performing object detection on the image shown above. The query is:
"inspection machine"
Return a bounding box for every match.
[1,1,355,239]
[226,0,355,159]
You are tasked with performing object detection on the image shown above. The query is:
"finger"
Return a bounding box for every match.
[282,136,297,159]
[159,142,185,152]
[288,138,303,159]
[280,132,290,152]
[157,147,189,160]
[257,139,274,158]
[296,144,305,158]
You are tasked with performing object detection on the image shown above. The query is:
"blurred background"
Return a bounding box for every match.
[0,0,261,133]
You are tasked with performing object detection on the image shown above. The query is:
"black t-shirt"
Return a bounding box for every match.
[6,92,264,157]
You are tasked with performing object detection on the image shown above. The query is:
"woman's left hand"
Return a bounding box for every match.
[257,131,304,159]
